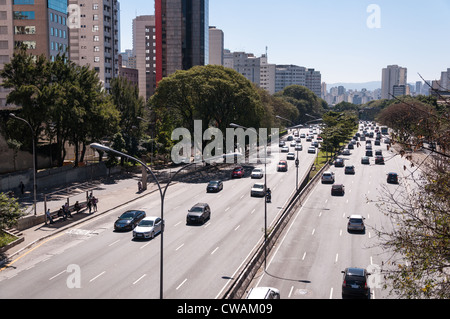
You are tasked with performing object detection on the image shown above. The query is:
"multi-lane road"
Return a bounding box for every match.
[248,124,413,299]
[0,123,413,299]
[0,127,318,299]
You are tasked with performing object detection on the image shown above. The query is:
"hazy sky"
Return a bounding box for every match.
[120,0,450,84]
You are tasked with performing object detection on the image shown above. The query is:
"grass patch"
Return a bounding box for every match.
[0,231,17,249]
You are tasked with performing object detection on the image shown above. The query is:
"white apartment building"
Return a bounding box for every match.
[208,26,223,66]
[275,64,306,93]
[68,0,120,92]
[381,65,407,100]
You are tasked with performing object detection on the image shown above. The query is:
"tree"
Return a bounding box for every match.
[274,85,327,123]
[375,95,449,298]
[149,65,266,152]
[110,76,145,161]
[0,193,26,231]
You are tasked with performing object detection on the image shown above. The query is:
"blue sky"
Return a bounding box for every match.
[120,0,450,84]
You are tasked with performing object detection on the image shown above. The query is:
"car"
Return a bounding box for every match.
[246,287,280,299]
[361,156,370,164]
[342,148,351,155]
[300,133,306,138]
[206,180,223,192]
[281,146,289,152]
[290,141,297,147]
[231,166,244,178]
[307,146,316,154]
[114,210,146,231]
[287,135,293,141]
[348,143,354,149]
[321,171,335,184]
[311,141,319,148]
[334,158,344,167]
[287,152,295,160]
[251,182,266,197]
[186,203,211,225]
[295,144,303,151]
[365,150,373,157]
[387,172,399,184]
[331,184,345,196]
[133,216,163,240]
[344,165,355,174]
[375,155,384,164]
[277,160,288,172]
[279,140,285,147]
[375,149,382,156]
[347,214,365,232]
[251,168,264,179]
[341,267,370,299]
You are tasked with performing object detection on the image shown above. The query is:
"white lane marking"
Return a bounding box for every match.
[176,278,187,290]
[90,271,105,283]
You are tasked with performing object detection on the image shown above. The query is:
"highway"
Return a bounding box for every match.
[0,127,318,299]
[248,124,413,299]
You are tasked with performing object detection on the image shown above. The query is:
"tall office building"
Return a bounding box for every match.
[0,0,69,108]
[305,68,322,97]
[381,65,407,100]
[275,65,306,93]
[68,0,120,91]
[208,26,223,66]
[155,0,209,83]
[132,15,156,100]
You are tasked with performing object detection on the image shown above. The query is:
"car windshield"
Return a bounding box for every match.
[120,212,136,219]
[346,275,365,285]
[139,220,154,227]
[208,181,219,185]
[253,184,264,189]
[349,218,363,223]
[189,206,203,212]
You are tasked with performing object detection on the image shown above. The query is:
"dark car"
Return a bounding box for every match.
[341,267,370,299]
[331,184,345,196]
[387,172,399,184]
[231,166,244,178]
[334,158,344,167]
[186,203,211,225]
[366,150,373,157]
[375,155,384,164]
[277,160,288,172]
[114,210,146,231]
[344,165,355,174]
[206,180,223,193]
[361,156,370,164]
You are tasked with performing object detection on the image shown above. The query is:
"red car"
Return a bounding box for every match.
[277,160,288,172]
[231,166,245,178]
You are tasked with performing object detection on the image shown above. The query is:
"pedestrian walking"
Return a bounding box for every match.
[19,181,25,195]
[92,196,98,212]
[45,208,54,224]
[87,198,92,214]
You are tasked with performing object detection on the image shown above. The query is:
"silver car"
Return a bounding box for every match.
[251,183,266,197]
[133,216,163,239]
[321,171,335,183]
[347,215,365,232]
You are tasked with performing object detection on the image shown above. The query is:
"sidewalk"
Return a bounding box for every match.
[1,172,160,262]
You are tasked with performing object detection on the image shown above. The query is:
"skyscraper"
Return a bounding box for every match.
[133,15,156,100]
[68,0,120,92]
[208,26,223,66]
[155,0,209,83]
[381,65,407,100]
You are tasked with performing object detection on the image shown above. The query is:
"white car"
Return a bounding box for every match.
[342,148,351,155]
[281,146,289,152]
[251,183,266,197]
[133,216,163,240]
[308,146,316,154]
[246,287,280,299]
[287,152,295,160]
[321,171,335,183]
[295,144,303,151]
[251,168,264,179]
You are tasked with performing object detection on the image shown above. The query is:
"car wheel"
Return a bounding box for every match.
[151,231,155,239]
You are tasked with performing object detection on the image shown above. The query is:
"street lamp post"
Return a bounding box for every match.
[90,143,239,299]
[10,113,37,216]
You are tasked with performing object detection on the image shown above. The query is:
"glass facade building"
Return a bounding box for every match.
[155,0,209,83]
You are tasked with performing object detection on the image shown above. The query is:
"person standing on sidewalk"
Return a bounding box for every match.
[45,209,54,224]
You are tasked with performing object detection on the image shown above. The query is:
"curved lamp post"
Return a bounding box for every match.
[90,142,239,299]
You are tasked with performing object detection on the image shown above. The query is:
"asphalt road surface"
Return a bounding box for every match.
[0,128,318,299]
